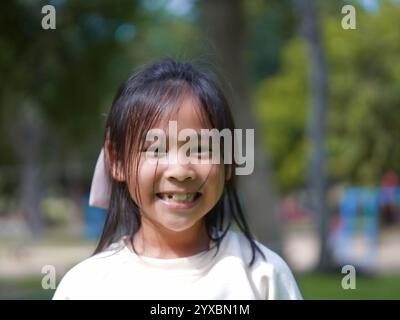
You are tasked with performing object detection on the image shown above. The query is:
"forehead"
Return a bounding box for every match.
[157,94,211,133]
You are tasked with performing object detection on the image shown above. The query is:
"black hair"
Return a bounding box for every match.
[94,58,265,266]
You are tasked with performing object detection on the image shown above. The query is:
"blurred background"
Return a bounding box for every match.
[1,0,399,299]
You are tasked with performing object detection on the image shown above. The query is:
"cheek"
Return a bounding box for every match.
[128,161,158,205]
[201,164,225,195]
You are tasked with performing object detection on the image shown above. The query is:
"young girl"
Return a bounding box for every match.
[53,59,302,300]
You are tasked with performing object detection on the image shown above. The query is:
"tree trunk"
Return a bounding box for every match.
[295,0,332,270]
[200,0,281,250]
[14,103,44,238]
[65,149,86,232]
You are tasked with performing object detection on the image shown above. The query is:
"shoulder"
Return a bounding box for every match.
[52,242,126,300]
[222,230,288,268]
[222,230,303,300]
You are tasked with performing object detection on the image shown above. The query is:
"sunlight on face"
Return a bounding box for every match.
[128,95,226,232]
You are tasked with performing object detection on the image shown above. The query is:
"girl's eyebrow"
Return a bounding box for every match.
[164,132,211,139]
[167,133,213,146]
[142,133,210,150]
[144,131,214,147]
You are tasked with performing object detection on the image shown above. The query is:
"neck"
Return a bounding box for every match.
[130,219,210,259]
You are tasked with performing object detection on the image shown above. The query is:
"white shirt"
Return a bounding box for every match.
[53,230,302,300]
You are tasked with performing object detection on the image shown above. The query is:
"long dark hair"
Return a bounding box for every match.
[94,59,265,266]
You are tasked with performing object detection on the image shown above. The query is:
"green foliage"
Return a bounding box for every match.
[254,1,400,191]
[325,1,400,185]
[0,0,202,194]
[0,0,140,168]
[246,0,297,82]
[254,39,309,192]
[41,197,75,226]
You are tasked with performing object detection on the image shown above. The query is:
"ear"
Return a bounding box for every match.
[104,140,126,182]
[88,149,111,209]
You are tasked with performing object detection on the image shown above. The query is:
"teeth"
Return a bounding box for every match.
[160,193,197,203]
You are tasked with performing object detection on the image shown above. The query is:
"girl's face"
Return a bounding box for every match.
[128,96,226,233]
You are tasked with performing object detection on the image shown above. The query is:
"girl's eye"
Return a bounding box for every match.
[143,146,167,157]
[190,145,212,157]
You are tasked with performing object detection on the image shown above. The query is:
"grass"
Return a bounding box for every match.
[296,272,400,299]
[1,273,400,300]
[0,276,55,300]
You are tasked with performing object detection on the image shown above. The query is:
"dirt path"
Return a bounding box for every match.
[1,228,399,278]
[284,228,400,273]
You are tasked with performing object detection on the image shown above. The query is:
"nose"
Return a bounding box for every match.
[164,152,196,182]
[165,163,196,182]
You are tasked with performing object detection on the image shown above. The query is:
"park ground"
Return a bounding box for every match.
[0,221,399,299]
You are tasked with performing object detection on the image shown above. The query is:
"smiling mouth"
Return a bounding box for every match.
[155,192,202,203]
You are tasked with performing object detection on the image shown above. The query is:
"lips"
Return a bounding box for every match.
[155,191,202,209]
[156,192,201,203]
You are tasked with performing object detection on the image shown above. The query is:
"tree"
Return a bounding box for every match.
[255,0,400,270]
[200,0,281,250]
[295,0,331,271]
[256,0,400,188]
[0,0,141,236]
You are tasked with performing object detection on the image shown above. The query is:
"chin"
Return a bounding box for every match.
[162,223,196,233]
[160,218,201,233]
